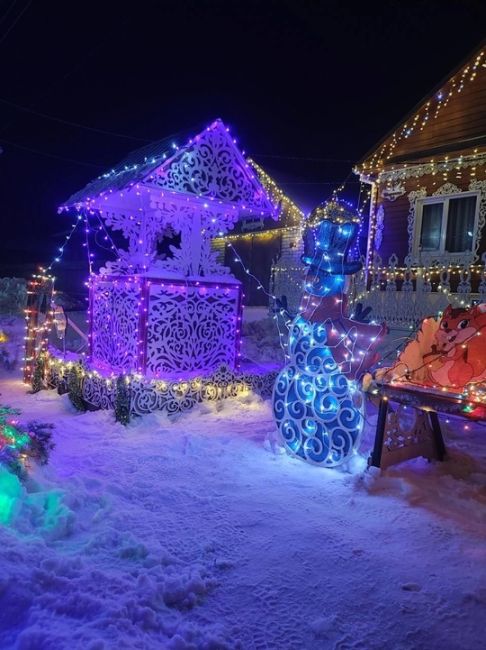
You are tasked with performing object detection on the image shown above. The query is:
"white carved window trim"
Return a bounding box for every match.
[411,188,481,265]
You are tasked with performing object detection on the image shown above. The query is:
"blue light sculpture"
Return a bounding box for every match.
[272,207,382,467]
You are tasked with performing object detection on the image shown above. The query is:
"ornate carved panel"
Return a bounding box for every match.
[90,279,141,372]
[48,358,277,416]
[374,204,385,250]
[407,188,427,262]
[469,179,486,261]
[145,281,241,377]
[150,199,236,276]
[146,122,273,213]
[433,182,461,196]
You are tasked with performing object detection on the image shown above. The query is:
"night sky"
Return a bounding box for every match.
[0,0,485,293]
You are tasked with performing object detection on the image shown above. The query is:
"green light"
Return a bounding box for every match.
[0,470,21,525]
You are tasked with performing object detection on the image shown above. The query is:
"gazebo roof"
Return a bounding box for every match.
[61,119,277,217]
[62,128,196,207]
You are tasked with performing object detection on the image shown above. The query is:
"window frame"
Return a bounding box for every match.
[413,190,480,264]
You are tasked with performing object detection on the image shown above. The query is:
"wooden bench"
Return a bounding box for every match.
[368,382,470,469]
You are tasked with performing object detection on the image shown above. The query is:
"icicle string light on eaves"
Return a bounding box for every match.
[371,151,486,185]
[247,158,305,226]
[356,49,485,175]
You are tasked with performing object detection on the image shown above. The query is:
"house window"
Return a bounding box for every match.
[415,192,479,259]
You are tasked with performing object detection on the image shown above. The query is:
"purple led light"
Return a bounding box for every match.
[90,275,243,379]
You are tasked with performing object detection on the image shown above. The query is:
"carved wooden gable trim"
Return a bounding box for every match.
[142,120,276,215]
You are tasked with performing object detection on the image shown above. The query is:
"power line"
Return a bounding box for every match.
[0,0,21,27]
[0,10,143,138]
[0,0,32,47]
[0,137,103,168]
[0,96,151,142]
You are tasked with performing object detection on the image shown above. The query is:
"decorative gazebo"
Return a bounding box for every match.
[59,119,277,379]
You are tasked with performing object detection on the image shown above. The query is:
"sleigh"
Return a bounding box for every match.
[369,305,486,469]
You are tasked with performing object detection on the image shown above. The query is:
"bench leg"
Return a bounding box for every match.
[369,397,389,468]
[428,411,446,461]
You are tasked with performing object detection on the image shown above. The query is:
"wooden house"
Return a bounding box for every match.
[353,41,486,327]
[213,160,306,311]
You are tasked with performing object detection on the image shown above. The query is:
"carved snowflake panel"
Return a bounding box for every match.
[91,279,141,372]
[145,282,241,377]
[148,123,271,212]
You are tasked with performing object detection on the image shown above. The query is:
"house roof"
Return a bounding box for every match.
[356,39,486,175]
[60,119,277,217]
[61,125,203,207]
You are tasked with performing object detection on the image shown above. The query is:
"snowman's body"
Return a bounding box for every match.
[273,315,364,466]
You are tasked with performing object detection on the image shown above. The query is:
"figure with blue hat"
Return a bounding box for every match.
[272,201,386,467]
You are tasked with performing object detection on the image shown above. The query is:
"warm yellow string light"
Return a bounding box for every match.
[357,49,485,176]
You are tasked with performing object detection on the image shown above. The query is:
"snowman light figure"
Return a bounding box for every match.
[272,206,385,467]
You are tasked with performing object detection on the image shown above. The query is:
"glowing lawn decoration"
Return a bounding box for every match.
[378,303,486,395]
[274,316,364,466]
[273,204,385,467]
[58,119,276,379]
[0,406,54,479]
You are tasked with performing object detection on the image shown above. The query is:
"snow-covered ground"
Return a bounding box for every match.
[1,318,486,649]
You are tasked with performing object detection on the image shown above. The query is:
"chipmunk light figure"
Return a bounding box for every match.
[428,303,486,389]
[272,203,386,467]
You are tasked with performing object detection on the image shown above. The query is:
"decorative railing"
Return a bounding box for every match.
[349,253,486,327]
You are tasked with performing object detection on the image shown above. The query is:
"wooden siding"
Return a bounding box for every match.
[373,191,410,264]
[388,75,486,163]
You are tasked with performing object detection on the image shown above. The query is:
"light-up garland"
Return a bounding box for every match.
[348,259,486,323]
[22,214,86,382]
[31,119,286,401]
[46,354,278,419]
[23,272,55,383]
